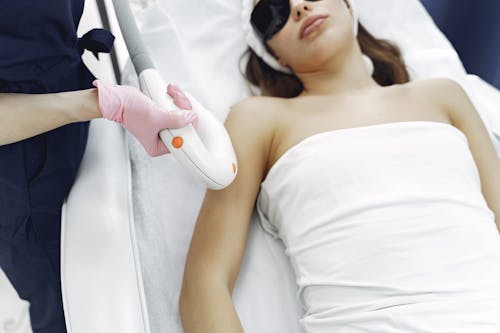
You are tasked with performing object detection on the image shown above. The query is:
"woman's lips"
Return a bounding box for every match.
[300,15,329,40]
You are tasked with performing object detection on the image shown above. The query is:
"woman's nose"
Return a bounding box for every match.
[292,1,312,21]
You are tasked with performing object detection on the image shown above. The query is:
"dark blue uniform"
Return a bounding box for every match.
[0,1,113,331]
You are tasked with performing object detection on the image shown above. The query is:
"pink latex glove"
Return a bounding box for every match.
[167,84,192,111]
[93,80,197,157]
[166,83,200,129]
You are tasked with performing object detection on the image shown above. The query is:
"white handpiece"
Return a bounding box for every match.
[139,69,238,190]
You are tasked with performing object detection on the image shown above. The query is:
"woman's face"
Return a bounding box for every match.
[261,0,356,72]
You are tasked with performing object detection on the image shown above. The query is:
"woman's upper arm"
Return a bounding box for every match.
[436,79,500,226]
[182,97,277,291]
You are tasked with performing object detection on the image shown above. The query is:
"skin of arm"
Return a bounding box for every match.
[179,97,277,333]
[428,78,500,231]
[0,89,101,145]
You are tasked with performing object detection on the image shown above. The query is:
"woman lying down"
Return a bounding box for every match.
[178,0,500,332]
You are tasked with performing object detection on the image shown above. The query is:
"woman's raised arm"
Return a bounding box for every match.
[179,97,277,332]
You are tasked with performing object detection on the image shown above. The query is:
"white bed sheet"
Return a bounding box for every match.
[120,1,500,332]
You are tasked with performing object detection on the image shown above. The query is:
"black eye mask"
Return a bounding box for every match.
[250,0,291,41]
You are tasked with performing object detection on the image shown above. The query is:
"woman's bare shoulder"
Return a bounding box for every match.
[401,77,465,101]
[394,78,467,116]
[229,96,288,117]
[226,96,288,133]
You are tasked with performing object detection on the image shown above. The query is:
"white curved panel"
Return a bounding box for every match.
[61,120,150,333]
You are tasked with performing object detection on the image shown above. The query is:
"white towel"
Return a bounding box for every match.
[257,121,500,333]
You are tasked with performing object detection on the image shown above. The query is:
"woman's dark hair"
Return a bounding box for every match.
[244,23,410,98]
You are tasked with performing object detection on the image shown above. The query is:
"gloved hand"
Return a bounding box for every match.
[93,80,198,157]
[166,84,204,127]
[167,84,192,111]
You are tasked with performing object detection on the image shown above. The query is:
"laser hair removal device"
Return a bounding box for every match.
[112,0,238,190]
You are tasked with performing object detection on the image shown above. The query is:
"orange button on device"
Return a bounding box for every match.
[232,163,237,174]
[172,136,184,149]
